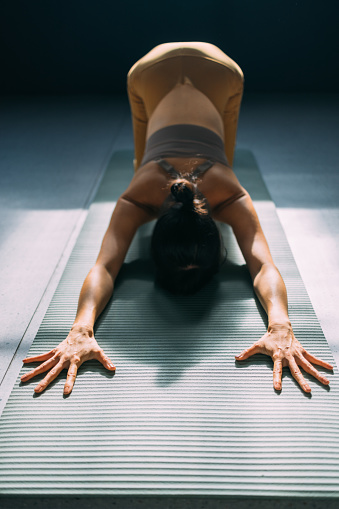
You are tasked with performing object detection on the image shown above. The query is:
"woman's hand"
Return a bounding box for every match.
[235,324,333,392]
[21,324,116,395]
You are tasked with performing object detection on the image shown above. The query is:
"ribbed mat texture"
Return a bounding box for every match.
[0,149,338,496]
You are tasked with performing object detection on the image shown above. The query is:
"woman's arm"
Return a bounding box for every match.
[223,192,289,328]
[213,191,333,392]
[21,198,154,395]
[75,197,154,327]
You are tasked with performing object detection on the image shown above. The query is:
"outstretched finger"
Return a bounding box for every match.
[273,359,283,390]
[22,349,56,363]
[288,356,311,393]
[21,357,58,382]
[303,351,333,371]
[297,355,330,385]
[34,362,64,393]
[95,350,116,371]
[235,342,262,361]
[64,363,78,395]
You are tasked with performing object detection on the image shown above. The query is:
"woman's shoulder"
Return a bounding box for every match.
[119,159,248,221]
[120,162,169,217]
[199,163,247,215]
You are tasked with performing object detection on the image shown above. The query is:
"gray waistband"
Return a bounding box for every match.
[140,124,230,167]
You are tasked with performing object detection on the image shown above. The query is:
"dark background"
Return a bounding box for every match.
[0,0,338,95]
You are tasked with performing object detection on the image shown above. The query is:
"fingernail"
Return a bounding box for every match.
[109,364,116,370]
[304,385,311,392]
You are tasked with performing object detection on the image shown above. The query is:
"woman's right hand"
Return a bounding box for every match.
[20,324,116,395]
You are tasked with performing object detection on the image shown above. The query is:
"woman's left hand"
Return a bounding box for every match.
[235,324,333,392]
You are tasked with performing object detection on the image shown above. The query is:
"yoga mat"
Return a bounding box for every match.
[0,149,338,497]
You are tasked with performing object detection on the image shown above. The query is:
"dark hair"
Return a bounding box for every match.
[151,178,226,295]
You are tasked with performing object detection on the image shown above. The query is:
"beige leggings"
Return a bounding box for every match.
[127,42,245,170]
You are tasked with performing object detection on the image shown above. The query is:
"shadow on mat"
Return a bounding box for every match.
[94,227,260,387]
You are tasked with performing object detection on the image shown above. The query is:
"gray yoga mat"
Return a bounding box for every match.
[0,149,338,497]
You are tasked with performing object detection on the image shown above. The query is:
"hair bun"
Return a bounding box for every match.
[170,181,194,207]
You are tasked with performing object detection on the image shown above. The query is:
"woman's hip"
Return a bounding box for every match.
[127,42,244,116]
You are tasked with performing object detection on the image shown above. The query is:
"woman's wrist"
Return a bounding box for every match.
[267,305,291,331]
[71,322,94,335]
[72,308,96,333]
[267,320,292,332]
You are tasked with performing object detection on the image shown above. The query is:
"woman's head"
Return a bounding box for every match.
[151,178,225,295]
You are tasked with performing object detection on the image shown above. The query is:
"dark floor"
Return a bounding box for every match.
[1,495,339,509]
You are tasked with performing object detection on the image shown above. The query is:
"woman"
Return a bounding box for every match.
[21,42,333,395]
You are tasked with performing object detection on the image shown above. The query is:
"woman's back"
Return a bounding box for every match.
[125,75,243,217]
[146,79,225,140]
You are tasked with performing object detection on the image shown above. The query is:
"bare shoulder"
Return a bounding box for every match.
[96,194,157,279]
[95,163,170,279]
[201,164,247,219]
[210,185,274,278]
[207,164,262,236]
[213,189,259,233]
[121,162,169,216]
